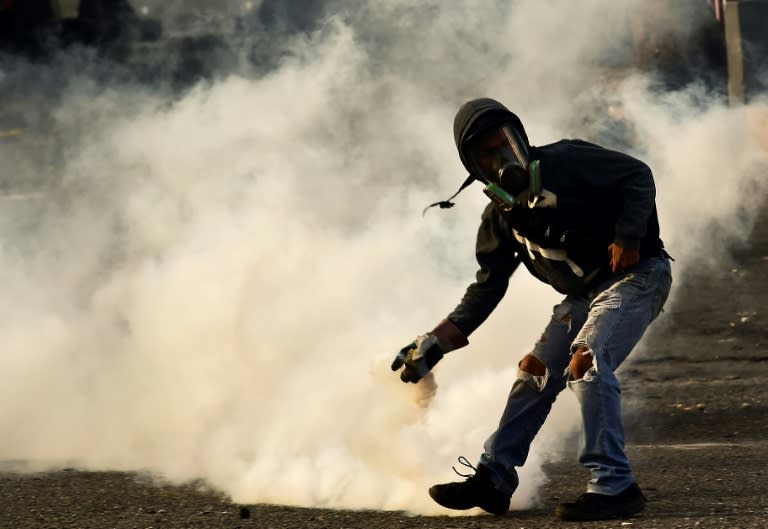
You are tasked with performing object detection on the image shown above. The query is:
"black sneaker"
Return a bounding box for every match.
[555,482,646,521]
[428,458,510,516]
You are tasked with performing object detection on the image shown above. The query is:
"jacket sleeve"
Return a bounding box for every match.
[568,141,656,250]
[445,204,522,339]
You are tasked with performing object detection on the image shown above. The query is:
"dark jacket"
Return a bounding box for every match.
[446,99,665,338]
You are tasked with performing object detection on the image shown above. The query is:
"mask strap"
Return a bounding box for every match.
[422,175,475,216]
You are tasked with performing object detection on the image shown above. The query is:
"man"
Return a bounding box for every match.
[391,98,672,521]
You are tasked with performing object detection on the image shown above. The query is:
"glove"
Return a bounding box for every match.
[391,333,444,384]
[608,242,640,273]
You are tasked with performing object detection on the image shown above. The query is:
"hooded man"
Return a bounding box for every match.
[391,98,672,521]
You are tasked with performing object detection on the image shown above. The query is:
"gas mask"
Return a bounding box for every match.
[468,125,538,211]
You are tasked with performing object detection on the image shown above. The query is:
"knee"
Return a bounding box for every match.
[519,353,546,376]
[569,346,594,380]
[518,353,550,392]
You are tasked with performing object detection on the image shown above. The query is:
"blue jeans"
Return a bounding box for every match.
[478,257,672,496]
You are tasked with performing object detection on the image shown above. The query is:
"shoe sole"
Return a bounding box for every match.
[555,501,645,521]
[428,488,509,516]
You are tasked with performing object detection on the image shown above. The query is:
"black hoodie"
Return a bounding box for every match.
[445,98,664,338]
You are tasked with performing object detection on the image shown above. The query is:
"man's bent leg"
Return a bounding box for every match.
[567,257,672,497]
[478,296,590,496]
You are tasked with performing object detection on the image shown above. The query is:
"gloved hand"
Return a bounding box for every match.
[391,333,445,384]
[608,242,640,273]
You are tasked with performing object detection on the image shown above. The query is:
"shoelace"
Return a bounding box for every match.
[451,456,478,478]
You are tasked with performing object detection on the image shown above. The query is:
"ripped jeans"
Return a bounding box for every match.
[479,257,672,496]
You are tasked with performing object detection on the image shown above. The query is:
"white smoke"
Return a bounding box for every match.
[1,0,765,515]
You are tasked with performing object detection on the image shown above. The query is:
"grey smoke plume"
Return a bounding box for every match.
[1,0,765,514]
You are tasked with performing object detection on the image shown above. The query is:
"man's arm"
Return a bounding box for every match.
[568,140,656,251]
[391,204,519,383]
[442,204,521,342]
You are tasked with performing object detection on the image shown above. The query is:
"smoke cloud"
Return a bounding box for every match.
[1,0,765,515]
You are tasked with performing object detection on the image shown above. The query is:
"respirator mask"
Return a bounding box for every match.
[468,125,539,212]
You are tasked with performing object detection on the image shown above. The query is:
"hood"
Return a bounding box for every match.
[453,98,529,177]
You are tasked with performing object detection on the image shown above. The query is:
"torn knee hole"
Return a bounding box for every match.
[518,354,549,392]
[519,354,546,376]
[569,347,594,380]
